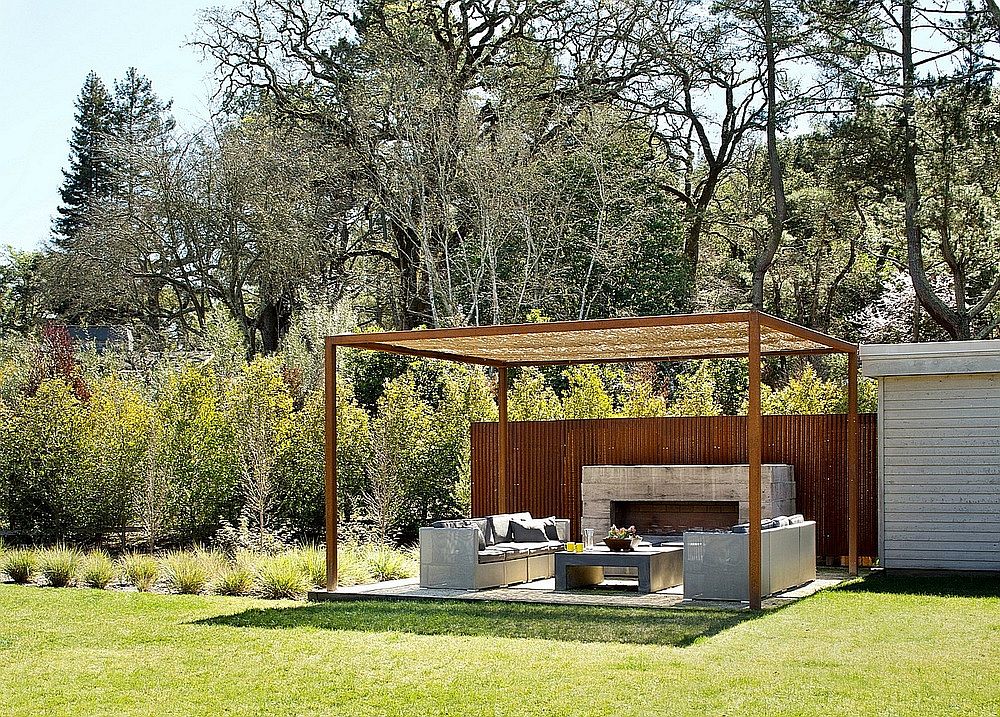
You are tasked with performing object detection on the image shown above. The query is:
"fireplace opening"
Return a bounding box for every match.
[611,500,739,539]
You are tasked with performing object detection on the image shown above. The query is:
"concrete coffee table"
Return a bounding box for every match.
[554,546,683,594]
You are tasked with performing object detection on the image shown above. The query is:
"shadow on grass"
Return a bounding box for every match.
[834,571,1000,599]
[193,598,761,646]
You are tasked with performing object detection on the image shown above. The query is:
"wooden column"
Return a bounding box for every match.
[847,350,860,576]
[747,312,763,610]
[324,340,338,592]
[497,365,509,513]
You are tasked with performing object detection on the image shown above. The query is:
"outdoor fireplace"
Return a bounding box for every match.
[581,464,796,542]
[611,500,739,537]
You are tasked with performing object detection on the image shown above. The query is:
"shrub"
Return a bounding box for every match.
[38,545,82,587]
[213,564,255,596]
[2,548,38,583]
[362,542,416,582]
[79,550,116,589]
[254,555,309,600]
[119,553,159,591]
[335,542,373,587]
[161,550,213,595]
[294,544,326,588]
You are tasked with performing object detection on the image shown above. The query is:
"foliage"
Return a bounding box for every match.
[761,366,847,415]
[79,550,116,589]
[361,542,416,582]
[668,362,723,417]
[561,365,615,419]
[160,550,217,595]
[253,554,310,600]
[212,562,255,597]
[509,367,563,421]
[2,548,38,584]
[38,545,83,587]
[119,553,158,592]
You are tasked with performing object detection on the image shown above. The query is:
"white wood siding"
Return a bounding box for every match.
[880,373,1000,570]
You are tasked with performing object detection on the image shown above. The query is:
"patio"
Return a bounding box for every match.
[315,311,862,610]
[309,567,851,611]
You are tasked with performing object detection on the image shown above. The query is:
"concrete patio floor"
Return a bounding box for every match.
[308,567,851,610]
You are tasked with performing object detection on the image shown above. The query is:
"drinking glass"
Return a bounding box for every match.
[583,528,595,550]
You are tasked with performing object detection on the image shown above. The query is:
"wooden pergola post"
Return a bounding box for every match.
[848,350,860,576]
[497,366,509,513]
[324,339,338,592]
[748,311,763,610]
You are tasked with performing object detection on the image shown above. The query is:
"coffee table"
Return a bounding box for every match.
[554,546,683,594]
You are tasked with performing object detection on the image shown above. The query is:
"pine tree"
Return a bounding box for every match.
[53,72,115,247]
[110,67,175,204]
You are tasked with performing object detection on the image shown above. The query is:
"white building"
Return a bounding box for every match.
[861,340,1000,571]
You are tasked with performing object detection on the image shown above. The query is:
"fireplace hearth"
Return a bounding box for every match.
[612,500,739,537]
[581,464,796,543]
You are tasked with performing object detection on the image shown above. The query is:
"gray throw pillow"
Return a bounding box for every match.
[510,517,548,543]
[539,516,560,541]
[487,512,531,544]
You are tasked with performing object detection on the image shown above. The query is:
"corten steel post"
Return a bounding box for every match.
[497,366,509,513]
[324,340,338,592]
[848,351,860,576]
[747,312,763,610]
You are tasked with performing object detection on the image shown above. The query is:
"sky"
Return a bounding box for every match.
[0,0,236,252]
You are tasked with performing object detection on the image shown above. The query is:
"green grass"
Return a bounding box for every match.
[0,573,998,716]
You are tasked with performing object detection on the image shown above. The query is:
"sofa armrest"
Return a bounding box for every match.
[554,519,571,542]
[419,527,480,565]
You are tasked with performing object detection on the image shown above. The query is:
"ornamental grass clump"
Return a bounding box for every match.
[119,553,159,591]
[362,543,413,582]
[2,548,38,584]
[79,550,116,589]
[39,545,82,587]
[161,550,213,595]
[294,544,327,588]
[254,554,309,600]
[335,542,373,587]
[213,563,255,596]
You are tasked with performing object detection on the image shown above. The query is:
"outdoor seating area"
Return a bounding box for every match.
[415,510,817,602]
[314,311,862,611]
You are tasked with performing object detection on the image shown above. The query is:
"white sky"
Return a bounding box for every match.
[0,0,236,252]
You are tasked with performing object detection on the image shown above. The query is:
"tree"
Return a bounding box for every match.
[808,0,1000,338]
[53,72,115,247]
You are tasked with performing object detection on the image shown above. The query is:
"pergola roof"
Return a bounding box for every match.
[329,311,857,366]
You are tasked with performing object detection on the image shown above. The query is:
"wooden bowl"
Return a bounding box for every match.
[603,537,634,552]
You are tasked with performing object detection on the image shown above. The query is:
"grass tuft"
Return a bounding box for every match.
[119,553,159,592]
[213,564,255,596]
[79,550,116,589]
[294,544,327,588]
[161,551,213,595]
[38,545,82,587]
[362,542,415,582]
[2,548,38,584]
[254,555,310,600]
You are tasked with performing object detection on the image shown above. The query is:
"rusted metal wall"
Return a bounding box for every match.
[471,414,878,559]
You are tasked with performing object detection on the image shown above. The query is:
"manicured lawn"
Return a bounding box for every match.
[2,574,998,716]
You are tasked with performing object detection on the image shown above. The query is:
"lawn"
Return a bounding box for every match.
[2,574,998,716]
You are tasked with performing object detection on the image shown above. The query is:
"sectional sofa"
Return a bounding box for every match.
[682,515,816,601]
[419,512,570,589]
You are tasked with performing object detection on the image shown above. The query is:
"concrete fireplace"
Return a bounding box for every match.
[581,464,796,540]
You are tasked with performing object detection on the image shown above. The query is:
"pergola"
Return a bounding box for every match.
[323,310,860,609]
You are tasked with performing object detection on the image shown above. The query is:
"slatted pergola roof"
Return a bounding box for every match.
[320,311,861,609]
[328,311,856,366]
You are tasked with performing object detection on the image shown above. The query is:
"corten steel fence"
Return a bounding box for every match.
[471,414,878,561]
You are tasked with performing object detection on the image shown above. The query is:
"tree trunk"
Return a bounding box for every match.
[900,0,966,339]
[751,0,786,310]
